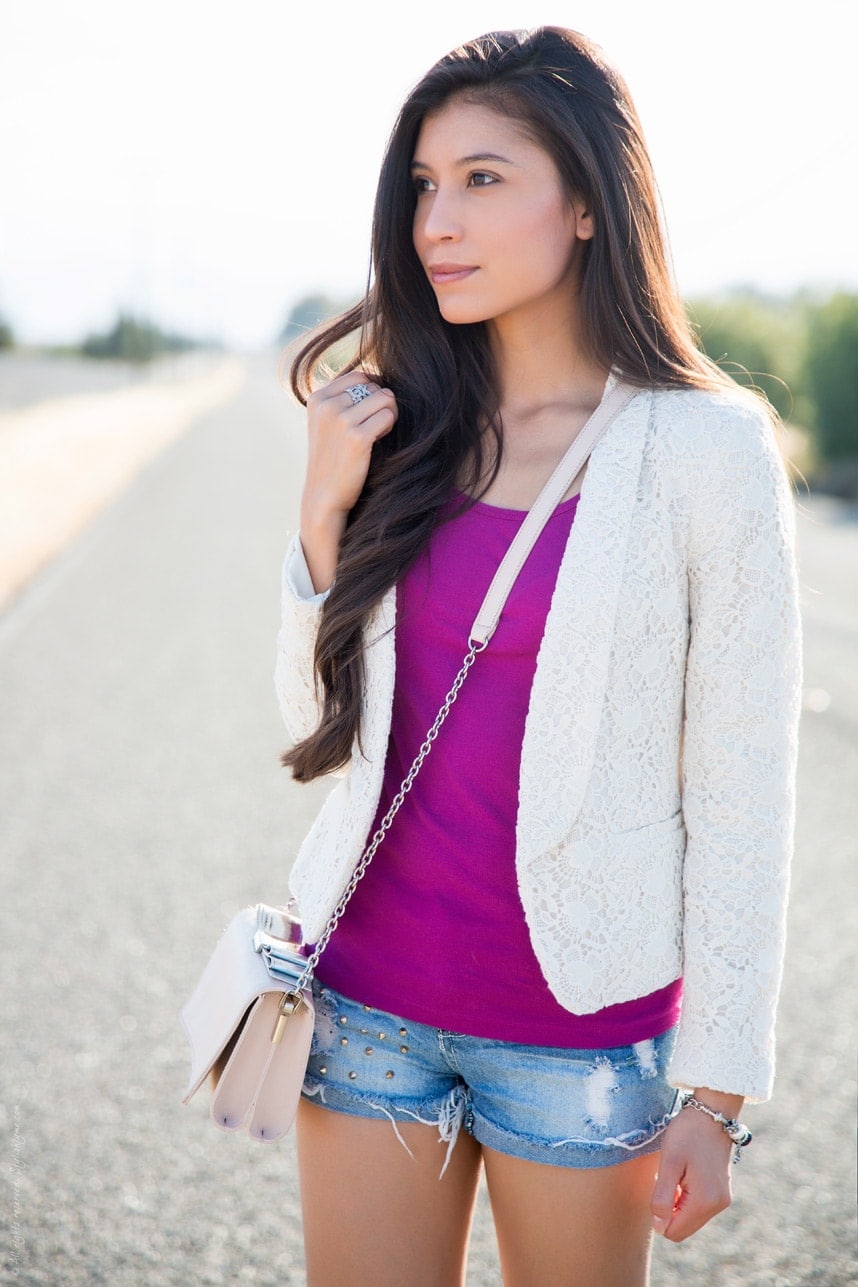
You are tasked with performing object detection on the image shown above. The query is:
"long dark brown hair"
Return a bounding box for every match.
[282,26,736,783]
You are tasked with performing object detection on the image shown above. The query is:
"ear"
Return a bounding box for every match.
[570,196,595,242]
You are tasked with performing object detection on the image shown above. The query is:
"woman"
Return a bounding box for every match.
[275,28,802,1286]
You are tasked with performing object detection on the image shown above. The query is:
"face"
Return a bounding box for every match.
[411,99,593,329]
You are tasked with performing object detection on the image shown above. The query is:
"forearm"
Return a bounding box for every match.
[298,501,347,594]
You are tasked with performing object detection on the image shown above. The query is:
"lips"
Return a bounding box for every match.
[428,263,478,284]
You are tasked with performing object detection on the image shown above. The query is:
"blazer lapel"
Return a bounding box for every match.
[360,586,397,769]
[517,386,653,863]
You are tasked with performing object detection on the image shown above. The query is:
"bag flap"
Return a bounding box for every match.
[179,906,283,1102]
[209,989,315,1140]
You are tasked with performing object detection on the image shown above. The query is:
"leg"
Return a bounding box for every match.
[297,1097,483,1287]
[483,1144,661,1287]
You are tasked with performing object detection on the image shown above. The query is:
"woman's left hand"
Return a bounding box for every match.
[650,1089,744,1241]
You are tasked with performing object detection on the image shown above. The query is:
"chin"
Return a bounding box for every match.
[435,300,493,326]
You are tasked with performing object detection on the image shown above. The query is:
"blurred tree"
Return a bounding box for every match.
[0,314,14,350]
[81,313,200,363]
[802,292,858,458]
[279,293,363,380]
[279,294,353,345]
[687,291,806,423]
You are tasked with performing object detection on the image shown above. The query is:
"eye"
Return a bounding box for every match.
[412,175,435,194]
[468,171,498,188]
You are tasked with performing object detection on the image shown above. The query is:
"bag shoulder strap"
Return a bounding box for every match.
[470,379,639,646]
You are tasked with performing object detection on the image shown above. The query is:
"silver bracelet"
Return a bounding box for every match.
[679,1092,753,1164]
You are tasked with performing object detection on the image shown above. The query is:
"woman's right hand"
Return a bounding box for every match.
[299,370,398,593]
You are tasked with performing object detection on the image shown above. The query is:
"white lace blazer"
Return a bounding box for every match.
[274,384,803,1102]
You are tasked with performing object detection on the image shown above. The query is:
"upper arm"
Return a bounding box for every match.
[682,399,802,779]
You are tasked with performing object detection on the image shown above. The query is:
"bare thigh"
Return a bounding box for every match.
[296,1098,483,1287]
[483,1144,661,1287]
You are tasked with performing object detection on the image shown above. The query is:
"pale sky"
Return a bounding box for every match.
[1,0,856,349]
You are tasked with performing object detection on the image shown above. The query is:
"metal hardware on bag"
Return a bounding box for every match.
[253,929,273,954]
[253,929,303,961]
[256,905,292,940]
[255,903,303,948]
[271,992,304,1045]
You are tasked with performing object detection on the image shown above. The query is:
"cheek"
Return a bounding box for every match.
[412,206,428,261]
[486,190,574,279]
[499,224,575,296]
[523,194,577,262]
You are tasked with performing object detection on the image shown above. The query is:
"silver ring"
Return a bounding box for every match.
[345,384,372,406]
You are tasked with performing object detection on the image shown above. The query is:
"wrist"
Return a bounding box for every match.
[299,498,348,541]
[298,507,347,596]
[691,1086,745,1117]
[678,1090,753,1163]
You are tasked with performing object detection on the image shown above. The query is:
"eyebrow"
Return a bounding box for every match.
[409,151,517,170]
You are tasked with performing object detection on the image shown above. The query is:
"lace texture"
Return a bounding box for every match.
[274,385,802,1102]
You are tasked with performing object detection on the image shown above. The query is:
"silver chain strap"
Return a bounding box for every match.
[292,636,486,993]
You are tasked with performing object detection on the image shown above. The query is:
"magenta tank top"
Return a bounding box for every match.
[316,491,683,1047]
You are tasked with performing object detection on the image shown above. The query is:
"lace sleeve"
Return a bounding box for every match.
[668,397,803,1103]
[273,533,329,745]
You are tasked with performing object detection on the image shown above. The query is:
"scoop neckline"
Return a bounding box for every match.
[452,488,582,519]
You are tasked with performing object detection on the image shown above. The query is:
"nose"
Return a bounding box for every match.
[419,186,463,244]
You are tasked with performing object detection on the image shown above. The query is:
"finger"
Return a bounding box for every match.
[337,384,392,412]
[359,403,398,441]
[659,1180,731,1243]
[337,390,398,438]
[651,1184,682,1238]
[308,371,379,412]
[326,368,381,395]
[653,1153,732,1243]
[651,1156,683,1236]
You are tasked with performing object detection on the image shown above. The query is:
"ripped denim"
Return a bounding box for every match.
[302,981,682,1175]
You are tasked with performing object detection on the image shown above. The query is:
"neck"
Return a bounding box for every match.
[487,294,609,418]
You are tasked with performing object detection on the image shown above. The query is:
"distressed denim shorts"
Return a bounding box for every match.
[301,981,683,1174]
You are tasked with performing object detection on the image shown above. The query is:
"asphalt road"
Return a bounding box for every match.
[1,355,855,1285]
